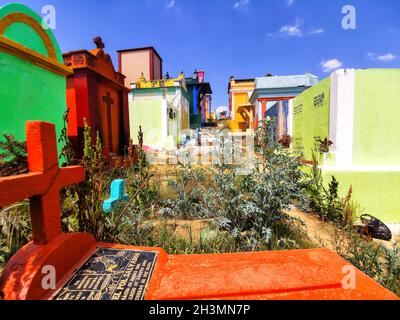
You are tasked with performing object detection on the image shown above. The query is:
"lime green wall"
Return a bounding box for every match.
[0,53,66,146]
[293,69,400,223]
[129,99,162,147]
[292,77,331,160]
[353,69,400,166]
[322,170,400,223]
[0,4,66,154]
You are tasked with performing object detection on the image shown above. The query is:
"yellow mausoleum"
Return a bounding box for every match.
[228,77,255,131]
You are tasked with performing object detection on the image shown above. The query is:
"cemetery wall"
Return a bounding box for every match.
[292,77,331,160]
[352,69,400,166]
[0,3,69,153]
[322,170,400,223]
[129,96,162,147]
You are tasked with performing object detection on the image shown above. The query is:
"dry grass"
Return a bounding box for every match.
[146,218,213,243]
[285,207,337,249]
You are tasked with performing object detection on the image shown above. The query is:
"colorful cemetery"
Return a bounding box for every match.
[292,68,400,224]
[0,3,71,153]
[129,72,190,150]
[0,121,398,300]
[185,70,213,129]
[1,3,400,301]
[228,77,255,132]
[63,37,130,158]
[249,73,319,138]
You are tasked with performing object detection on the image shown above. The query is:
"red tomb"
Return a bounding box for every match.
[63,37,130,158]
[0,121,398,300]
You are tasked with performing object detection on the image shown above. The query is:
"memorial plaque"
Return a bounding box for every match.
[53,248,158,300]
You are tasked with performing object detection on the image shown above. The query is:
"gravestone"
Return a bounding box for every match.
[0,3,71,152]
[63,37,130,158]
[0,121,398,300]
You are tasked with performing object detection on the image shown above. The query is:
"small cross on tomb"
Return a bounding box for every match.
[102,91,114,110]
[102,91,114,151]
[0,121,85,245]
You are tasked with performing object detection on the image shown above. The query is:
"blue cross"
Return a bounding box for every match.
[103,179,130,213]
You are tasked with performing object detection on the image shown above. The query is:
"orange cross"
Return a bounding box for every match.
[0,121,85,245]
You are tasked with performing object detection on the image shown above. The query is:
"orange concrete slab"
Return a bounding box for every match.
[145,248,398,300]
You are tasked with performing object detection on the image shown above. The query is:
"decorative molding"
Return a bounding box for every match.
[0,12,57,60]
[0,35,72,76]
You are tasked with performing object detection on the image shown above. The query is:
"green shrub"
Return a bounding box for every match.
[0,134,27,177]
[0,201,31,272]
[125,141,159,219]
[301,152,356,224]
[159,160,208,220]
[159,119,311,251]
[330,225,400,296]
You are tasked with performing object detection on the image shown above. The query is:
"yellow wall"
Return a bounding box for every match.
[182,99,189,131]
[229,80,254,131]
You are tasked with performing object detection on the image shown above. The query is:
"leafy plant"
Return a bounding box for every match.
[124,126,159,218]
[202,120,310,251]
[301,152,355,223]
[329,225,400,296]
[318,137,333,153]
[0,134,27,177]
[64,119,110,240]
[58,108,78,166]
[159,155,208,220]
[0,201,31,271]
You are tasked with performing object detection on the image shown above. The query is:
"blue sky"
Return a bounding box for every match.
[9,0,400,110]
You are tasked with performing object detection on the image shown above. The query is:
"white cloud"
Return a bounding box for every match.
[310,28,324,35]
[280,24,302,37]
[234,0,250,9]
[321,59,343,73]
[377,53,396,62]
[287,0,294,6]
[166,0,175,9]
[279,18,303,37]
[269,18,323,38]
[368,52,396,62]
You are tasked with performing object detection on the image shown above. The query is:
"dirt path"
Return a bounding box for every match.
[286,208,337,250]
[286,208,400,250]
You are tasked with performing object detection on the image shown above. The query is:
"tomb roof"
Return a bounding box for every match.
[63,48,127,88]
[255,73,319,89]
[117,46,163,61]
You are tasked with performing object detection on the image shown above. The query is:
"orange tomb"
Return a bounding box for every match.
[0,121,398,300]
[63,37,130,158]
